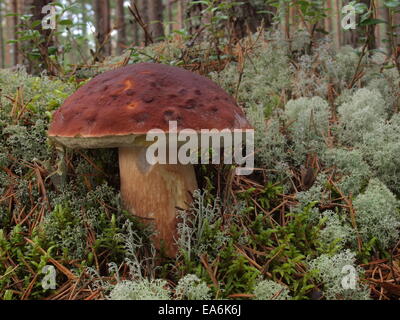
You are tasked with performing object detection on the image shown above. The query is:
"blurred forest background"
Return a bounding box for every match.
[0,0,398,73]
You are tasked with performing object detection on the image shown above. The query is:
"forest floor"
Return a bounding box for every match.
[0,30,400,300]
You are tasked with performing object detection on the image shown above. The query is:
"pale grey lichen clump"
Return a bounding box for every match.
[174,274,212,300]
[337,88,387,145]
[367,74,400,117]
[107,219,212,300]
[292,43,361,98]
[214,34,400,258]
[296,173,329,209]
[323,148,371,196]
[284,96,330,166]
[247,106,288,176]
[318,210,355,250]
[353,179,400,249]
[308,250,371,300]
[325,46,361,89]
[215,37,398,300]
[176,190,229,259]
[0,68,74,115]
[361,114,400,195]
[109,279,171,300]
[2,120,51,163]
[44,183,122,260]
[108,274,212,301]
[292,54,326,98]
[210,32,291,177]
[212,32,291,103]
[253,280,292,300]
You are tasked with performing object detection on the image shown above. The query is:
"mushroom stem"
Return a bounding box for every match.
[118,146,198,256]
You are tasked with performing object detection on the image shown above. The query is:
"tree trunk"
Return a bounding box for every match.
[131,17,139,47]
[148,0,164,41]
[80,0,89,57]
[361,0,376,49]
[186,1,203,35]
[0,1,5,68]
[136,0,149,44]
[166,0,173,34]
[128,0,139,46]
[376,5,389,52]
[186,0,271,40]
[93,0,111,57]
[339,0,358,47]
[178,0,186,29]
[12,0,19,65]
[5,0,13,66]
[228,0,269,40]
[24,0,55,73]
[116,0,126,54]
[25,0,53,42]
[332,0,341,49]
[394,6,400,47]
[279,0,290,41]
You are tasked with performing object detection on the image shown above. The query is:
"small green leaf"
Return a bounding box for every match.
[59,19,73,26]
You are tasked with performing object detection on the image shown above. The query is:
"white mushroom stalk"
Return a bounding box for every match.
[118,146,198,256]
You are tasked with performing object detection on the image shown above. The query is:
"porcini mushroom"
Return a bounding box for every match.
[48,62,251,256]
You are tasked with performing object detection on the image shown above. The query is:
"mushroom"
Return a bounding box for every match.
[48,62,251,256]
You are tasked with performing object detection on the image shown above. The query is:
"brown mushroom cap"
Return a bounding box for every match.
[48,63,251,148]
